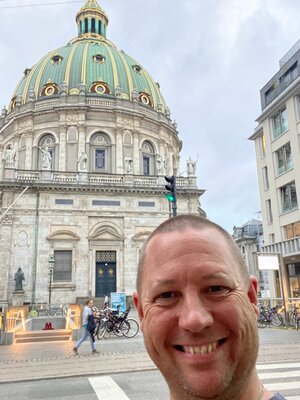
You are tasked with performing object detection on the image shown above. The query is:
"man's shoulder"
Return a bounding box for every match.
[270,394,287,400]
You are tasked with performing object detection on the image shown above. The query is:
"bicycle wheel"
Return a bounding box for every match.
[258,315,268,328]
[97,320,107,339]
[113,321,127,337]
[122,318,139,338]
[271,313,283,327]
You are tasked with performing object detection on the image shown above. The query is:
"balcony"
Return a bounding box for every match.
[2,169,198,190]
[261,237,300,258]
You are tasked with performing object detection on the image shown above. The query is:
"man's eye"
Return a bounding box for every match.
[206,286,228,293]
[158,292,176,299]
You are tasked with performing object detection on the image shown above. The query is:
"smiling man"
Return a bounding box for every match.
[133,215,286,400]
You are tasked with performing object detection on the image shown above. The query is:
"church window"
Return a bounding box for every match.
[142,140,155,175]
[41,83,59,97]
[53,250,72,282]
[93,54,105,63]
[133,65,142,74]
[84,18,88,33]
[98,20,102,35]
[95,149,105,169]
[51,55,63,64]
[89,81,110,94]
[138,91,152,107]
[91,18,96,33]
[91,132,111,172]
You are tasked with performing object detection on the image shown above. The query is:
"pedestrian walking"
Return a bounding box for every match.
[73,299,98,354]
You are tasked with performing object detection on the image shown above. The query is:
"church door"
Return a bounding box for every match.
[95,251,116,297]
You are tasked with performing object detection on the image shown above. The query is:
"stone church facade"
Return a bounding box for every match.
[0,0,205,307]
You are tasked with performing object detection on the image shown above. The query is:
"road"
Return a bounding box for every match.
[0,364,300,400]
[0,327,299,399]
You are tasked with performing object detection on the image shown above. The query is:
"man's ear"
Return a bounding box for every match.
[248,275,259,316]
[133,291,144,322]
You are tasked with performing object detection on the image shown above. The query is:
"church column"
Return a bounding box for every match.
[0,143,4,181]
[78,127,86,157]
[25,131,33,170]
[133,131,140,175]
[116,129,123,174]
[59,126,67,171]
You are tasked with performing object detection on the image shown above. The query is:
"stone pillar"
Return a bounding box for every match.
[78,129,86,157]
[116,129,123,174]
[133,131,139,175]
[59,127,67,171]
[0,143,4,181]
[25,132,33,170]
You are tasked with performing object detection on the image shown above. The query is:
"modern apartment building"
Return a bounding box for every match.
[250,40,300,302]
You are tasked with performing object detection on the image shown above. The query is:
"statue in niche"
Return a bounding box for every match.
[39,146,52,170]
[4,145,16,168]
[14,267,25,292]
[77,152,88,172]
[124,153,133,174]
[187,157,197,176]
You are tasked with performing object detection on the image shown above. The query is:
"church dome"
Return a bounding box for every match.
[9,0,168,115]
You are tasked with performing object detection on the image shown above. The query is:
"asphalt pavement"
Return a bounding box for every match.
[0,325,299,384]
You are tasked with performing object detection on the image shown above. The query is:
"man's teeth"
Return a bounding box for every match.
[182,342,218,354]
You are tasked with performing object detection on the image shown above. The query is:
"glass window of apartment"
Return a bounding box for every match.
[272,108,288,139]
[259,134,266,158]
[266,199,273,223]
[275,142,293,175]
[280,181,298,213]
[269,233,275,244]
[262,166,269,190]
[279,62,298,88]
[53,250,72,282]
[284,221,300,239]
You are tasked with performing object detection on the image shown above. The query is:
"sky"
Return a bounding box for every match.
[1,0,300,232]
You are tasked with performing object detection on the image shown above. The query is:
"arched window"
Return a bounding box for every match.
[84,18,88,33]
[98,20,102,35]
[142,141,155,176]
[38,134,56,170]
[90,132,111,172]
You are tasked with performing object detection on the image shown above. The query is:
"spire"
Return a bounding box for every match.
[76,0,109,39]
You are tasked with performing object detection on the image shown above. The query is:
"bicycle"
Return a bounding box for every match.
[288,305,300,330]
[94,305,139,339]
[257,304,283,328]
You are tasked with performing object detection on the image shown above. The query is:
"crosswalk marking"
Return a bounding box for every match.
[89,376,130,400]
[257,362,300,370]
[258,362,300,400]
[259,370,300,379]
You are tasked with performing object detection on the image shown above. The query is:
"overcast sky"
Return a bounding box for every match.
[1,0,300,232]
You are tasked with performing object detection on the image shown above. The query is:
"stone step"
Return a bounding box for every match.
[15,329,72,343]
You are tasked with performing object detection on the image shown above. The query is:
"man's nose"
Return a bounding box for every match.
[178,296,214,332]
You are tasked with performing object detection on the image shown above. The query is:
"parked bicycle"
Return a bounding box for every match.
[288,305,300,330]
[94,304,139,339]
[257,304,283,328]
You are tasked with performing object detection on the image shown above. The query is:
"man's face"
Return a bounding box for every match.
[133,227,259,399]
[88,301,93,308]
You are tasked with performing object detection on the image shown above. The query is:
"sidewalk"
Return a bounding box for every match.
[0,327,299,384]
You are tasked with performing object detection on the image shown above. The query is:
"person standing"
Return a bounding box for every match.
[133,214,286,400]
[73,299,98,354]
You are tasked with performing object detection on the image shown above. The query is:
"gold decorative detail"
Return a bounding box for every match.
[98,268,104,276]
[108,268,114,276]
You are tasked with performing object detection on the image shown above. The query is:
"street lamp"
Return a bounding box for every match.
[48,255,55,306]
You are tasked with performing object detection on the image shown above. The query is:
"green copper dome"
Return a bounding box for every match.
[9,0,168,114]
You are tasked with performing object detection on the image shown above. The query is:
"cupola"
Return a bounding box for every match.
[76,0,108,39]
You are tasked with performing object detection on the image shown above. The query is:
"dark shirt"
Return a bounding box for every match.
[270,395,286,400]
